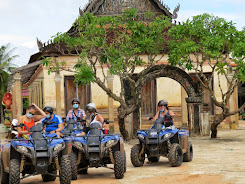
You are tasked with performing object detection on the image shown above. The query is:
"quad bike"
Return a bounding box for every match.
[5,118,18,139]
[131,117,193,167]
[69,120,126,180]
[0,122,72,184]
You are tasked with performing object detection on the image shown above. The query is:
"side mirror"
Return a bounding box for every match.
[104,120,110,124]
[12,119,18,126]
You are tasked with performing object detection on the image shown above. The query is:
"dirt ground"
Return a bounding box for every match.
[2,122,245,184]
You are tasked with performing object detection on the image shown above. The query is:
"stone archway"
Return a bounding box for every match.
[143,65,203,135]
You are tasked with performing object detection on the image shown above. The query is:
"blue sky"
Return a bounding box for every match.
[0,0,244,67]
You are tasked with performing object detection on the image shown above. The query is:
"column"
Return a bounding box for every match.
[186,97,202,136]
[12,72,23,119]
[181,86,188,126]
[227,73,239,129]
[55,74,62,116]
[107,71,115,133]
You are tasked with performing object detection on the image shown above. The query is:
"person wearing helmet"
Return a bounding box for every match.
[17,103,46,139]
[80,103,106,135]
[148,100,175,127]
[66,98,86,123]
[41,106,64,137]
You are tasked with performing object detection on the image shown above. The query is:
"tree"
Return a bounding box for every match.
[42,9,171,140]
[168,13,245,138]
[0,44,18,123]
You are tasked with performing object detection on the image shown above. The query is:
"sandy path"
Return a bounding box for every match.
[2,126,245,184]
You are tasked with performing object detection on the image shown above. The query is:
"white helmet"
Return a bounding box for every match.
[85,103,97,113]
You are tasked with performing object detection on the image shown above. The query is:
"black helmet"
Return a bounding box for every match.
[85,103,96,113]
[72,98,80,105]
[158,100,168,107]
[43,106,54,115]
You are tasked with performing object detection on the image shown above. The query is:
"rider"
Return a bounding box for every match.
[66,98,86,127]
[41,106,64,138]
[80,103,106,135]
[17,103,46,139]
[149,100,175,127]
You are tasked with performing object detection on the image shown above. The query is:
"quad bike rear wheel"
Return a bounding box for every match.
[9,159,20,184]
[114,151,125,179]
[42,163,57,182]
[131,144,145,167]
[148,156,160,162]
[69,151,78,180]
[183,141,193,162]
[0,159,9,184]
[168,143,183,167]
[59,155,72,184]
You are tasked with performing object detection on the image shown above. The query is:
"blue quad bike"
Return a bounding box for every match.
[131,117,193,167]
[69,120,126,179]
[0,122,72,184]
[61,118,84,180]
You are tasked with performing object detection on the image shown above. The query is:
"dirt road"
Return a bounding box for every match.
[4,124,245,184]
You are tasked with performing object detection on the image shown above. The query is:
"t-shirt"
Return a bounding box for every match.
[41,114,63,132]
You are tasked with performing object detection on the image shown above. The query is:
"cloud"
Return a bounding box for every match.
[0,34,37,49]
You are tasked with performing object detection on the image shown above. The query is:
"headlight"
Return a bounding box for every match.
[164,133,173,139]
[16,146,28,154]
[106,139,116,148]
[138,134,145,140]
[73,141,83,149]
[54,144,63,151]
[53,143,64,155]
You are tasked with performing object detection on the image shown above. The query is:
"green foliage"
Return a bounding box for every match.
[0,44,18,99]
[41,57,67,75]
[23,99,29,110]
[74,61,95,85]
[168,13,245,84]
[48,9,171,85]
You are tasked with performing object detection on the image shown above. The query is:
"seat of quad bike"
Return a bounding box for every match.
[62,119,76,135]
[29,124,48,152]
[87,123,102,149]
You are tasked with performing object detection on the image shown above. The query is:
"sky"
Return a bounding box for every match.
[0,0,245,67]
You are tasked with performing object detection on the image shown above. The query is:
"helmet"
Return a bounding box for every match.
[43,106,54,115]
[85,103,96,113]
[157,100,168,107]
[71,98,80,105]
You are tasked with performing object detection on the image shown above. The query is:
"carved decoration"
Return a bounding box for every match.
[172,3,180,19]
[36,38,43,51]
[96,0,162,15]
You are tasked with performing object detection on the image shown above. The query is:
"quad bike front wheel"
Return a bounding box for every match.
[9,159,20,184]
[77,162,88,174]
[183,141,193,162]
[0,159,9,184]
[148,156,160,162]
[130,144,145,167]
[42,163,57,182]
[123,150,127,172]
[168,143,183,167]
[114,151,125,179]
[69,151,78,180]
[59,155,72,184]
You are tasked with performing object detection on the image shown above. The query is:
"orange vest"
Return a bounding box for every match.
[18,116,35,138]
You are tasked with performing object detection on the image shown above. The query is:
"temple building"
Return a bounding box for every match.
[8,0,241,134]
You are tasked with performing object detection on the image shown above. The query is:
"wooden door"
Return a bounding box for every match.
[141,80,157,116]
[64,76,91,115]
